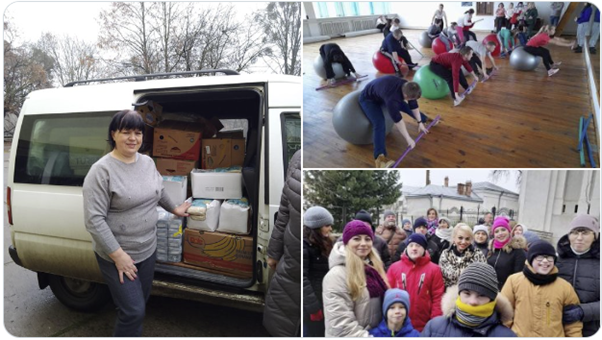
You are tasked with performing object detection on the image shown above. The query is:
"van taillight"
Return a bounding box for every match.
[7,186,12,225]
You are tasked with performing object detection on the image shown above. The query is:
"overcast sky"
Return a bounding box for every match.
[395,169,520,193]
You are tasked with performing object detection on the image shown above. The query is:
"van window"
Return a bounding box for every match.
[14,113,113,186]
[281,112,301,171]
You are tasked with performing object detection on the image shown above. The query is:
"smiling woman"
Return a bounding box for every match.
[438,223,486,288]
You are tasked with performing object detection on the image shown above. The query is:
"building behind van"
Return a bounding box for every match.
[6,70,301,312]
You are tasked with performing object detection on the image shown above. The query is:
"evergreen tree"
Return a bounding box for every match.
[304,171,402,231]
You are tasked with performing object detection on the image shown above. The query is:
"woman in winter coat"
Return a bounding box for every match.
[422,262,516,337]
[427,216,452,264]
[501,240,583,337]
[302,206,335,337]
[387,233,445,332]
[556,215,600,337]
[263,150,301,337]
[323,220,389,337]
[472,224,490,257]
[375,210,407,259]
[426,208,439,235]
[355,210,391,269]
[487,217,527,290]
[438,223,486,288]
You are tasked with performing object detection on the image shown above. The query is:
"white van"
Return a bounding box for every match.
[6,70,301,312]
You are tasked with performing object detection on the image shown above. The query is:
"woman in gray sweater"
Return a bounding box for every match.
[83,110,190,336]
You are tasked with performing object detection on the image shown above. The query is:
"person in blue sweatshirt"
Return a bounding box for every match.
[589,8,600,54]
[574,3,593,53]
[369,288,421,337]
[381,28,418,76]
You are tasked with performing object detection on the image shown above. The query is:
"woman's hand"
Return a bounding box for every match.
[109,248,138,284]
[267,257,278,270]
[173,201,192,217]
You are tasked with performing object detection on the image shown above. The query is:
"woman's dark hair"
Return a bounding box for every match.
[303,226,334,258]
[465,9,475,15]
[107,110,146,149]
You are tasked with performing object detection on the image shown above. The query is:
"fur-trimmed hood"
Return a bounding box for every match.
[440,285,514,325]
[488,235,527,254]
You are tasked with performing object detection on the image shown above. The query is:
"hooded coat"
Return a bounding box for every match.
[438,244,487,288]
[369,315,421,337]
[303,238,331,315]
[487,236,527,290]
[323,242,383,337]
[386,251,445,331]
[500,264,583,337]
[421,285,517,337]
[375,224,408,259]
[263,151,301,337]
[556,235,600,337]
[427,233,451,265]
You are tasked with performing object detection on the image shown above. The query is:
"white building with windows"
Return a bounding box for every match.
[518,170,600,245]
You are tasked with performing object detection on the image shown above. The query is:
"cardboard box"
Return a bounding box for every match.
[155,158,198,176]
[135,100,163,126]
[153,120,203,160]
[162,176,187,204]
[191,170,243,199]
[183,229,253,278]
[201,137,245,169]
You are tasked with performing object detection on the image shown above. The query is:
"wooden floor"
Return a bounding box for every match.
[303,29,600,168]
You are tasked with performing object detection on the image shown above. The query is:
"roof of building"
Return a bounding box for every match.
[405,184,484,203]
[472,182,519,196]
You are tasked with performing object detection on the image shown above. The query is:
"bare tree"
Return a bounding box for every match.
[490,170,523,187]
[255,2,301,75]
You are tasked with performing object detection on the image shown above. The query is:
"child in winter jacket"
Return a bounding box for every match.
[369,289,420,337]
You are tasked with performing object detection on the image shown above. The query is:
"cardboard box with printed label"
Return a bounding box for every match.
[135,100,163,126]
[153,120,203,160]
[155,158,198,176]
[191,170,243,199]
[183,229,253,278]
[202,136,245,169]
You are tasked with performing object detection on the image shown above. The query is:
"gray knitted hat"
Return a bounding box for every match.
[304,206,334,229]
[384,210,395,218]
[458,262,499,301]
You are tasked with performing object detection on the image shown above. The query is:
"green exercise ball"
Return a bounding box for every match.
[413,65,450,100]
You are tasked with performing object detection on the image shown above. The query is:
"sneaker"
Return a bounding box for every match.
[552,62,562,69]
[548,68,560,77]
[590,47,597,54]
[454,95,465,107]
[574,46,583,53]
[375,154,395,168]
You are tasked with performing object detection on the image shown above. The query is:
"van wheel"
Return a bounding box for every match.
[48,275,111,312]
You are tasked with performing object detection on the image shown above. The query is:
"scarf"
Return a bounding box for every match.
[455,296,496,328]
[493,236,511,249]
[365,265,388,298]
[523,265,558,286]
[435,227,453,242]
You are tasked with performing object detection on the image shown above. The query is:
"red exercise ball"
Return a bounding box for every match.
[372,51,409,76]
[432,37,449,55]
[482,33,501,57]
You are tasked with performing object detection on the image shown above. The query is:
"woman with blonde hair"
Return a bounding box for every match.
[323,220,389,337]
[438,223,487,288]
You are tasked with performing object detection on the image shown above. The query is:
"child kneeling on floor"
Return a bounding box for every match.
[369,289,420,337]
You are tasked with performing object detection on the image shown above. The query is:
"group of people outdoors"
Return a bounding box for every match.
[303,205,599,337]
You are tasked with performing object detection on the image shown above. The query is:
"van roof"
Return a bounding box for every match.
[20,73,300,115]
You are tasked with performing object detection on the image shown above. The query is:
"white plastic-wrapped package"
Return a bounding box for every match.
[217,198,250,235]
[186,199,221,231]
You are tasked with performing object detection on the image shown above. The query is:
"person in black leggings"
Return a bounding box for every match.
[523,25,575,77]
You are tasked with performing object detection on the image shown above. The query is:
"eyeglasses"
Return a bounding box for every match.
[569,229,594,237]
[534,255,555,263]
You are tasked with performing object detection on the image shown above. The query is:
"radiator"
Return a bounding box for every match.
[352,19,376,31]
[319,21,350,36]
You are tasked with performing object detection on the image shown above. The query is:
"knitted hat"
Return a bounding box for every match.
[383,289,411,319]
[413,217,428,230]
[407,233,428,250]
[384,210,395,219]
[342,220,374,245]
[473,225,490,238]
[438,216,452,227]
[527,240,557,265]
[354,210,373,224]
[402,219,411,226]
[568,214,600,234]
[458,262,499,301]
[492,217,511,234]
[513,223,528,233]
[304,206,334,229]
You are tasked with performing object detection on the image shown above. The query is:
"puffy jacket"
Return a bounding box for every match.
[439,244,487,288]
[303,238,331,315]
[421,285,516,337]
[426,233,451,264]
[556,235,600,337]
[373,235,392,270]
[369,316,421,337]
[501,264,583,337]
[375,224,408,259]
[263,150,301,337]
[487,236,527,290]
[386,251,445,331]
[323,241,383,337]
